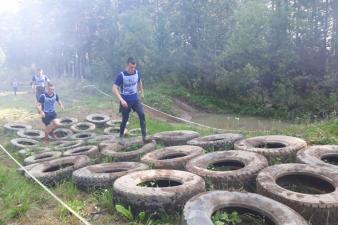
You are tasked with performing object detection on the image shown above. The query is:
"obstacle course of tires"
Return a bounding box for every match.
[5,116,338,225]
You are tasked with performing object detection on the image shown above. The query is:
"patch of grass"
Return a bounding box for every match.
[93,189,114,213]
[0,165,50,223]
[57,199,85,218]
[53,181,80,200]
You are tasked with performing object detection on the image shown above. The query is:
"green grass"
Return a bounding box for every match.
[0,165,49,223]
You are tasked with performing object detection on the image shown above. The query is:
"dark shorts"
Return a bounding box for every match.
[42,112,57,126]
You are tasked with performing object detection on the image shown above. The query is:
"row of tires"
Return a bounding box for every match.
[19,151,338,225]
[6,119,338,225]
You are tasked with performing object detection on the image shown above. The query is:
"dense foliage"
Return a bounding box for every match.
[0,0,337,118]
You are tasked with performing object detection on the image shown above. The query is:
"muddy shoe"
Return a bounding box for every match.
[118,137,125,145]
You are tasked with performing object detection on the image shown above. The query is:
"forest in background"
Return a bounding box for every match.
[0,0,337,119]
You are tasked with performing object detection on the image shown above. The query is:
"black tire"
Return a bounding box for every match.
[63,145,99,158]
[18,146,51,158]
[141,145,204,170]
[72,162,149,191]
[24,151,62,165]
[127,128,141,137]
[153,130,200,146]
[70,122,96,133]
[234,135,307,162]
[182,191,309,225]
[185,150,268,190]
[101,140,156,161]
[86,113,110,128]
[297,145,338,170]
[4,123,32,132]
[113,169,205,213]
[86,135,117,145]
[17,163,40,175]
[26,155,90,187]
[187,133,244,151]
[104,127,127,135]
[17,129,45,140]
[70,132,96,141]
[11,138,39,149]
[49,128,73,140]
[57,117,78,127]
[51,140,84,151]
[106,119,126,127]
[257,163,338,225]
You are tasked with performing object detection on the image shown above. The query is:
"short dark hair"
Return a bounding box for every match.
[127,57,136,65]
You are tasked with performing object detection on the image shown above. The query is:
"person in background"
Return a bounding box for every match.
[36,83,64,143]
[11,79,18,95]
[112,57,146,144]
[31,68,50,101]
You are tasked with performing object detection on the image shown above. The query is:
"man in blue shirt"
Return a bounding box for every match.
[36,83,64,142]
[112,57,146,144]
[31,68,50,101]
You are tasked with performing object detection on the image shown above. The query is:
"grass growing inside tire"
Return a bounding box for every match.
[212,209,274,225]
[137,179,182,188]
[123,144,143,152]
[276,174,335,195]
[207,160,245,171]
[322,155,338,165]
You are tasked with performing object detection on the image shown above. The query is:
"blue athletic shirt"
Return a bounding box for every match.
[39,92,59,113]
[114,70,141,103]
[32,74,50,87]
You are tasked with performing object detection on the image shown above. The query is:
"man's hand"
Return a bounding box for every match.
[140,93,144,101]
[120,99,128,108]
[40,111,45,118]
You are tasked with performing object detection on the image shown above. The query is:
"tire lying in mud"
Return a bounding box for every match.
[153,130,200,146]
[86,113,110,128]
[17,129,45,140]
[113,169,205,213]
[49,128,73,140]
[186,150,268,190]
[106,119,128,127]
[234,135,307,162]
[18,146,51,158]
[182,191,309,225]
[297,145,338,170]
[141,145,204,170]
[187,133,244,151]
[11,138,39,149]
[24,151,62,165]
[86,135,117,145]
[256,163,338,225]
[63,145,99,158]
[101,140,157,162]
[56,117,78,127]
[127,128,142,137]
[50,140,84,151]
[70,122,96,133]
[26,155,90,186]
[4,122,32,132]
[103,127,127,135]
[70,132,96,141]
[17,163,40,175]
[72,162,149,191]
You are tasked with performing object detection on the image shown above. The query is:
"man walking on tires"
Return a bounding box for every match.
[112,57,146,144]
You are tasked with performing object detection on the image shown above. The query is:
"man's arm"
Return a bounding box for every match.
[31,77,36,93]
[112,84,128,108]
[138,80,144,101]
[56,94,64,111]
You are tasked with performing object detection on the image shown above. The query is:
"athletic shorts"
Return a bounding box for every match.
[42,111,57,126]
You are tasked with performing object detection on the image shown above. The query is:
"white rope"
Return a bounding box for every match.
[0,144,91,225]
[82,84,270,134]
